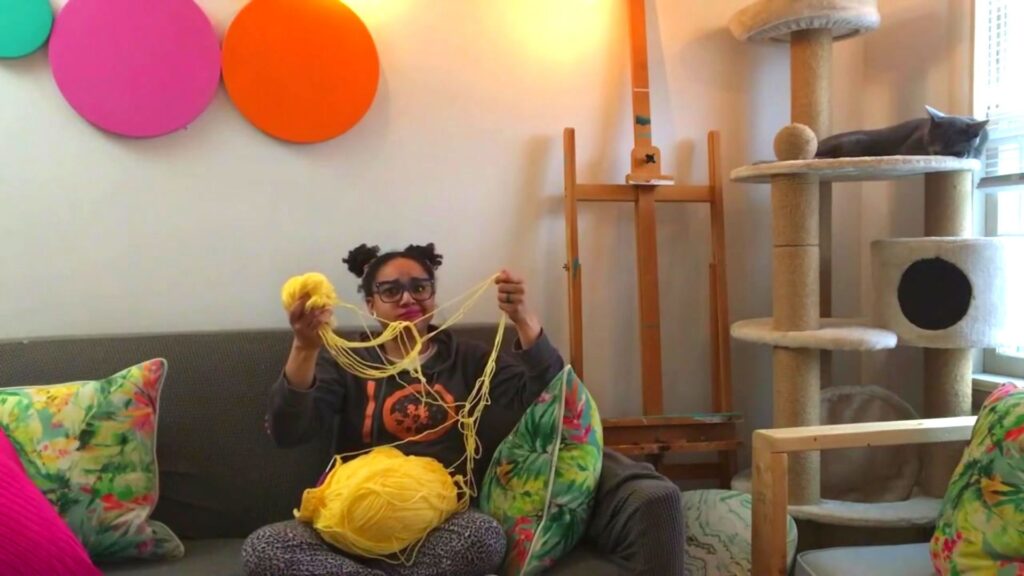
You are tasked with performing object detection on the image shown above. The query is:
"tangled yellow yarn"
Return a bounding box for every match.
[281,272,340,312]
[295,447,459,562]
[279,271,506,564]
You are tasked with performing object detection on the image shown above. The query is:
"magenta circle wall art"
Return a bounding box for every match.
[48,0,221,138]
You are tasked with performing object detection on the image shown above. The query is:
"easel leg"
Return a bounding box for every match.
[635,187,664,415]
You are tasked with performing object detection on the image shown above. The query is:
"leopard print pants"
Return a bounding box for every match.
[241,510,506,576]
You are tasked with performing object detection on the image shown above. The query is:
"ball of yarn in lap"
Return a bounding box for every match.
[296,447,460,559]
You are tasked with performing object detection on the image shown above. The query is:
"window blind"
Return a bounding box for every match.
[975,0,1024,177]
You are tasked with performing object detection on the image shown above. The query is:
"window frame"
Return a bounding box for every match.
[974,0,1024,379]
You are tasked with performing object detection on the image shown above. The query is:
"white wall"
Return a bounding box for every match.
[0,0,969,464]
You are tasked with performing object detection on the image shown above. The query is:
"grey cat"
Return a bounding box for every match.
[815,106,989,160]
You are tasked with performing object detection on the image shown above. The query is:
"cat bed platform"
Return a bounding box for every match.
[729,0,880,43]
[731,155,980,183]
[731,318,897,351]
[731,469,942,527]
[872,237,1024,348]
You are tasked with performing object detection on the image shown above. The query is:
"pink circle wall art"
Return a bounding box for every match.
[49,0,221,138]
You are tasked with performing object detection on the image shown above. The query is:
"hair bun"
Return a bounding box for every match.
[343,243,381,278]
[404,243,443,271]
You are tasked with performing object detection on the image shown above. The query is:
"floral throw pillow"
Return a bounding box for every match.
[480,366,603,575]
[931,382,1024,575]
[0,359,183,562]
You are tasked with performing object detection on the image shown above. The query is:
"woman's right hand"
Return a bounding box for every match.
[288,298,333,351]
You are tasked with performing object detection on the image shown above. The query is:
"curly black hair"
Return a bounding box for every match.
[343,242,444,297]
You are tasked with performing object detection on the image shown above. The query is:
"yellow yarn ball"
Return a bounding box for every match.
[281,272,340,311]
[295,447,460,560]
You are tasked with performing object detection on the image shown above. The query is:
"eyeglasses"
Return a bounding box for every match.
[373,278,435,303]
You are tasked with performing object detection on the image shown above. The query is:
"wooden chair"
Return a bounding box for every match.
[751,416,977,575]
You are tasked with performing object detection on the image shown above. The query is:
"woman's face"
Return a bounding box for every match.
[366,257,436,334]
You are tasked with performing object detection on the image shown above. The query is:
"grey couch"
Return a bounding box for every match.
[0,325,684,575]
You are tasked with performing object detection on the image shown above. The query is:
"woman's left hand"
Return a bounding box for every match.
[496,269,542,348]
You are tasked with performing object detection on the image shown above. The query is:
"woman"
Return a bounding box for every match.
[242,243,566,576]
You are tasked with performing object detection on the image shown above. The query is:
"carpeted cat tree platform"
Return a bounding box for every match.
[726,0,1022,531]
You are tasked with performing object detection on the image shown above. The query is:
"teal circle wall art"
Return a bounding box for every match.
[0,0,54,58]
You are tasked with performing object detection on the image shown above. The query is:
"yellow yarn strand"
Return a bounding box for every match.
[279,271,507,564]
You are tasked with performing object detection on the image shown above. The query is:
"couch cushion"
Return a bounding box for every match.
[100,539,244,576]
[795,543,932,576]
[586,450,684,575]
[548,543,629,576]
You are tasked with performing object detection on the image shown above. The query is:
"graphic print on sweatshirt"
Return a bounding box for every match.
[362,380,457,443]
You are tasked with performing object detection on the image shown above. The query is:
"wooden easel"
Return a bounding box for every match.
[562,0,739,485]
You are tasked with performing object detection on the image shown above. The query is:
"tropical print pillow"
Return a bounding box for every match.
[931,382,1024,575]
[0,359,183,562]
[480,366,603,575]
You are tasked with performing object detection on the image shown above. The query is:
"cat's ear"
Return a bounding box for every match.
[969,119,989,134]
[925,105,946,121]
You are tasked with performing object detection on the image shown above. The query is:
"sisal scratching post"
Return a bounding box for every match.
[772,129,820,333]
[921,169,974,497]
[773,347,821,503]
[771,175,819,246]
[922,348,973,497]
[790,29,832,137]
[923,349,973,418]
[925,171,973,237]
[771,124,821,504]
[792,27,836,408]
[773,246,820,331]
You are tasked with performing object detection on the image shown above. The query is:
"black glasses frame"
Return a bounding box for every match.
[372,278,436,303]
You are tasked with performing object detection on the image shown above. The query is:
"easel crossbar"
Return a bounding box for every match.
[575,184,714,203]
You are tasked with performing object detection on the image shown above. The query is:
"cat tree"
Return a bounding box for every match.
[726,0,1018,532]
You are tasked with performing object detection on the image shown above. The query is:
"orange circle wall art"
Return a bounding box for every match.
[222,0,380,144]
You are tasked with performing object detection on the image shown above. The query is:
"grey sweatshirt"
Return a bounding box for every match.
[268,327,565,485]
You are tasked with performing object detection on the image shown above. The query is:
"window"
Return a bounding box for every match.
[975,0,1024,378]
[974,0,1024,178]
